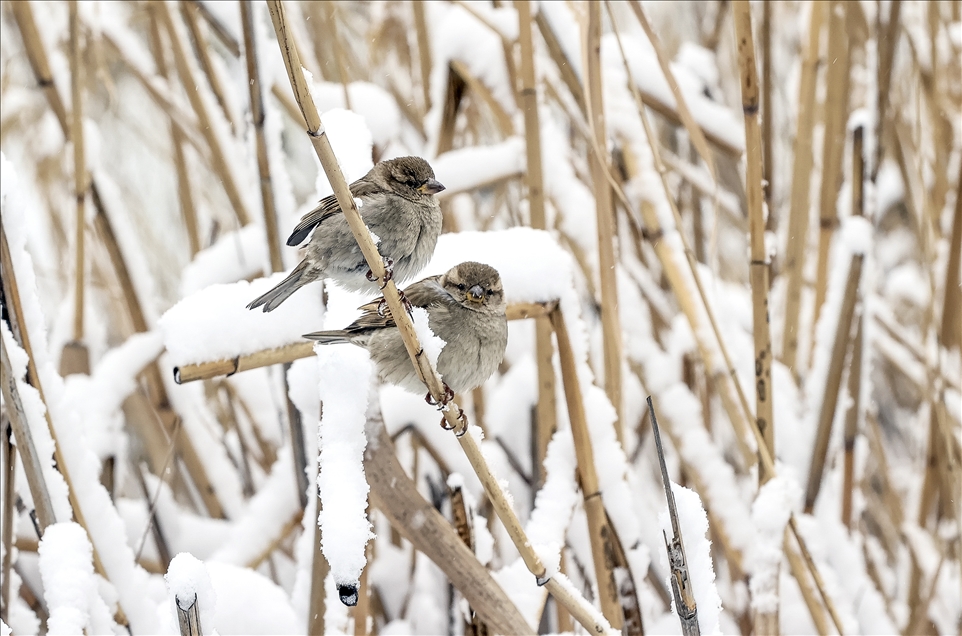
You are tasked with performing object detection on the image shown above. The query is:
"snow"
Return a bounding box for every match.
[164,553,216,633]
[315,345,375,594]
[432,137,526,197]
[749,476,800,614]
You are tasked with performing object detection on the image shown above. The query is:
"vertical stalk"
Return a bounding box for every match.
[733,1,775,481]
[412,1,432,112]
[308,508,327,636]
[1,418,15,623]
[781,1,826,373]
[812,0,850,341]
[761,0,773,230]
[516,0,557,487]
[585,1,624,447]
[872,1,901,181]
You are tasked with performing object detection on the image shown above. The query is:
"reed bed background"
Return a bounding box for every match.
[0,1,960,635]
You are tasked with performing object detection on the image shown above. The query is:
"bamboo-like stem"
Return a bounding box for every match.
[550,308,623,628]
[449,483,486,635]
[516,0,558,489]
[733,0,776,483]
[241,0,282,273]
[783,529,830,635]
[181,0,237,135]
[0,339,57,532]
[812,0,850,343]
[804,253,864,514]
[412,1,432,112]
[175,592,203,636]
[872,0,901,181]
[940,157,962,353]
[266,6,607,632]
[308,505,327,636]
[761,0,773,226]
[451,60,514,138]
[68,0,87,349]
[187,0,241,57]
[534,10,586,116]
[353,538,372,636]
[1,418,15,623]
[9,1,70,138]
[781,1,826,373]
[158,0,251,227]
[147,3,201,257]
[628,0,717,181]
[585,2,625,451]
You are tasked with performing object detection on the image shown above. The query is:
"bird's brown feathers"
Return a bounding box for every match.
[287,179,386,246]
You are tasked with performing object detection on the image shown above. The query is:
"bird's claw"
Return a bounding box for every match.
[424,383,455,409]
[367,257,396,289]
[440,405,468,437]
[377,290,413,317]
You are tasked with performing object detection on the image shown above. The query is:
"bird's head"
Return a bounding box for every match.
[441,262,505,312]
[376,156,445,199]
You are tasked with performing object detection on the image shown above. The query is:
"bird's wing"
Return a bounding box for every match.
[286,179,386,246]
[347,276,449,332]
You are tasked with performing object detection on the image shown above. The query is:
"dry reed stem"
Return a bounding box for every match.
[516,0,559,489]
[435,64,466,157]
[761,0,773,227]
[451,60,514,138]
[449,484,486,636]
[1,419,14,624]
[872,0,901,181]
[147,5,201,257]
[324,3,352,111]
[181,0,237,135]
[941,158,962,352]
[0,339,57,532]
[186,0,240,56]
[241,0,282,273]
[412,1,432,112]
[534,9,587,116]
[781,1,825,373]
[603,510,645,636]
[245,508,303,570]
[550,307,622,628]
[157,0,251,227]
[812,0,850,347]
[804,253,863,514]
[68,0,87,349]
[353,539,372,636]
[9,2,70,138]
[308,508,327,636]
[365,415,534,635]
[606,24,755,469]
[733,0,776,486]
[841,317,863,529]
[628,0,717,182]
[783,529,830,635]
[266,6,607,631]
[586,2,625,454]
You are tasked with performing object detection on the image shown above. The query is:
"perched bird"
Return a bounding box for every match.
[247,156,444,312]
[304,262,508,397]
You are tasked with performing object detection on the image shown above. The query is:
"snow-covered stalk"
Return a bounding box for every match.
[782,533,830,634]
[308,517,328,636]
[781,1,826,374]
[241,0,282,274]
[157,0,251,227]
[534,9,586,116]
[733,0,776,484]
[9,2,70,136]
[516,0,558,487]
[267,6,609,633]
[1,422,14,618]
[181,0,237,136]
[585,1,625,452]
[412,1,432,112]
[146,6,200,257]
[550,307,622,627]
[174,341,313,383]
[812,0,851,348]
[63,0,90,377]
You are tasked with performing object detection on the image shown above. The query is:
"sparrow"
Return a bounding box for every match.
[247,156,444,312]
[304,262,508,397]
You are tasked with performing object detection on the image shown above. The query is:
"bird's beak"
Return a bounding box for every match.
[467,285,484,303]
[418,178,446,195]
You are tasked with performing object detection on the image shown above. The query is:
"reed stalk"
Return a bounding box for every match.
[181,0,237,135]
[9,2,70,138]
[157,0,251,227]
[761,0,773,228]
[308,507,327,636]
[1,418,13,623]
[550,307,623,628]
[872,0,901,181]
[412,1,432,112]
[175,592,203,636]
[783,530,830,635]
[812,0,851,346]
[781,1,826,373]
[187,0,241,56]
[63,0,90,377]
[585,1,625,451]
[147,5,200,257]
[733,0,776,487]
[266,6,609,631]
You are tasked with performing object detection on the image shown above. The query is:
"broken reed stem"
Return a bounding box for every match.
[516,0,558,488]
[68,0,86,346]
[1,419,15,624]
[812,0,850,351]
[550,308,623,628]
[732,0,776,484]
[175,593,203,636]
[240,0,283,273]
[266,5,608,633]
[607,14,755,469]
[804,252,864,514]
[158,0,251,227]
[412,1,432,112]
[147,4,200,257]
[781,1,826,373]
[181,0,236,135]
[585,1,625,452]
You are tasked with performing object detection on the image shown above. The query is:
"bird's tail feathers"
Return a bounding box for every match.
[302,330,352,345]
[247,260,311,312]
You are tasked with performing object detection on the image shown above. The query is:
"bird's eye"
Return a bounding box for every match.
[457,283,466,291]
